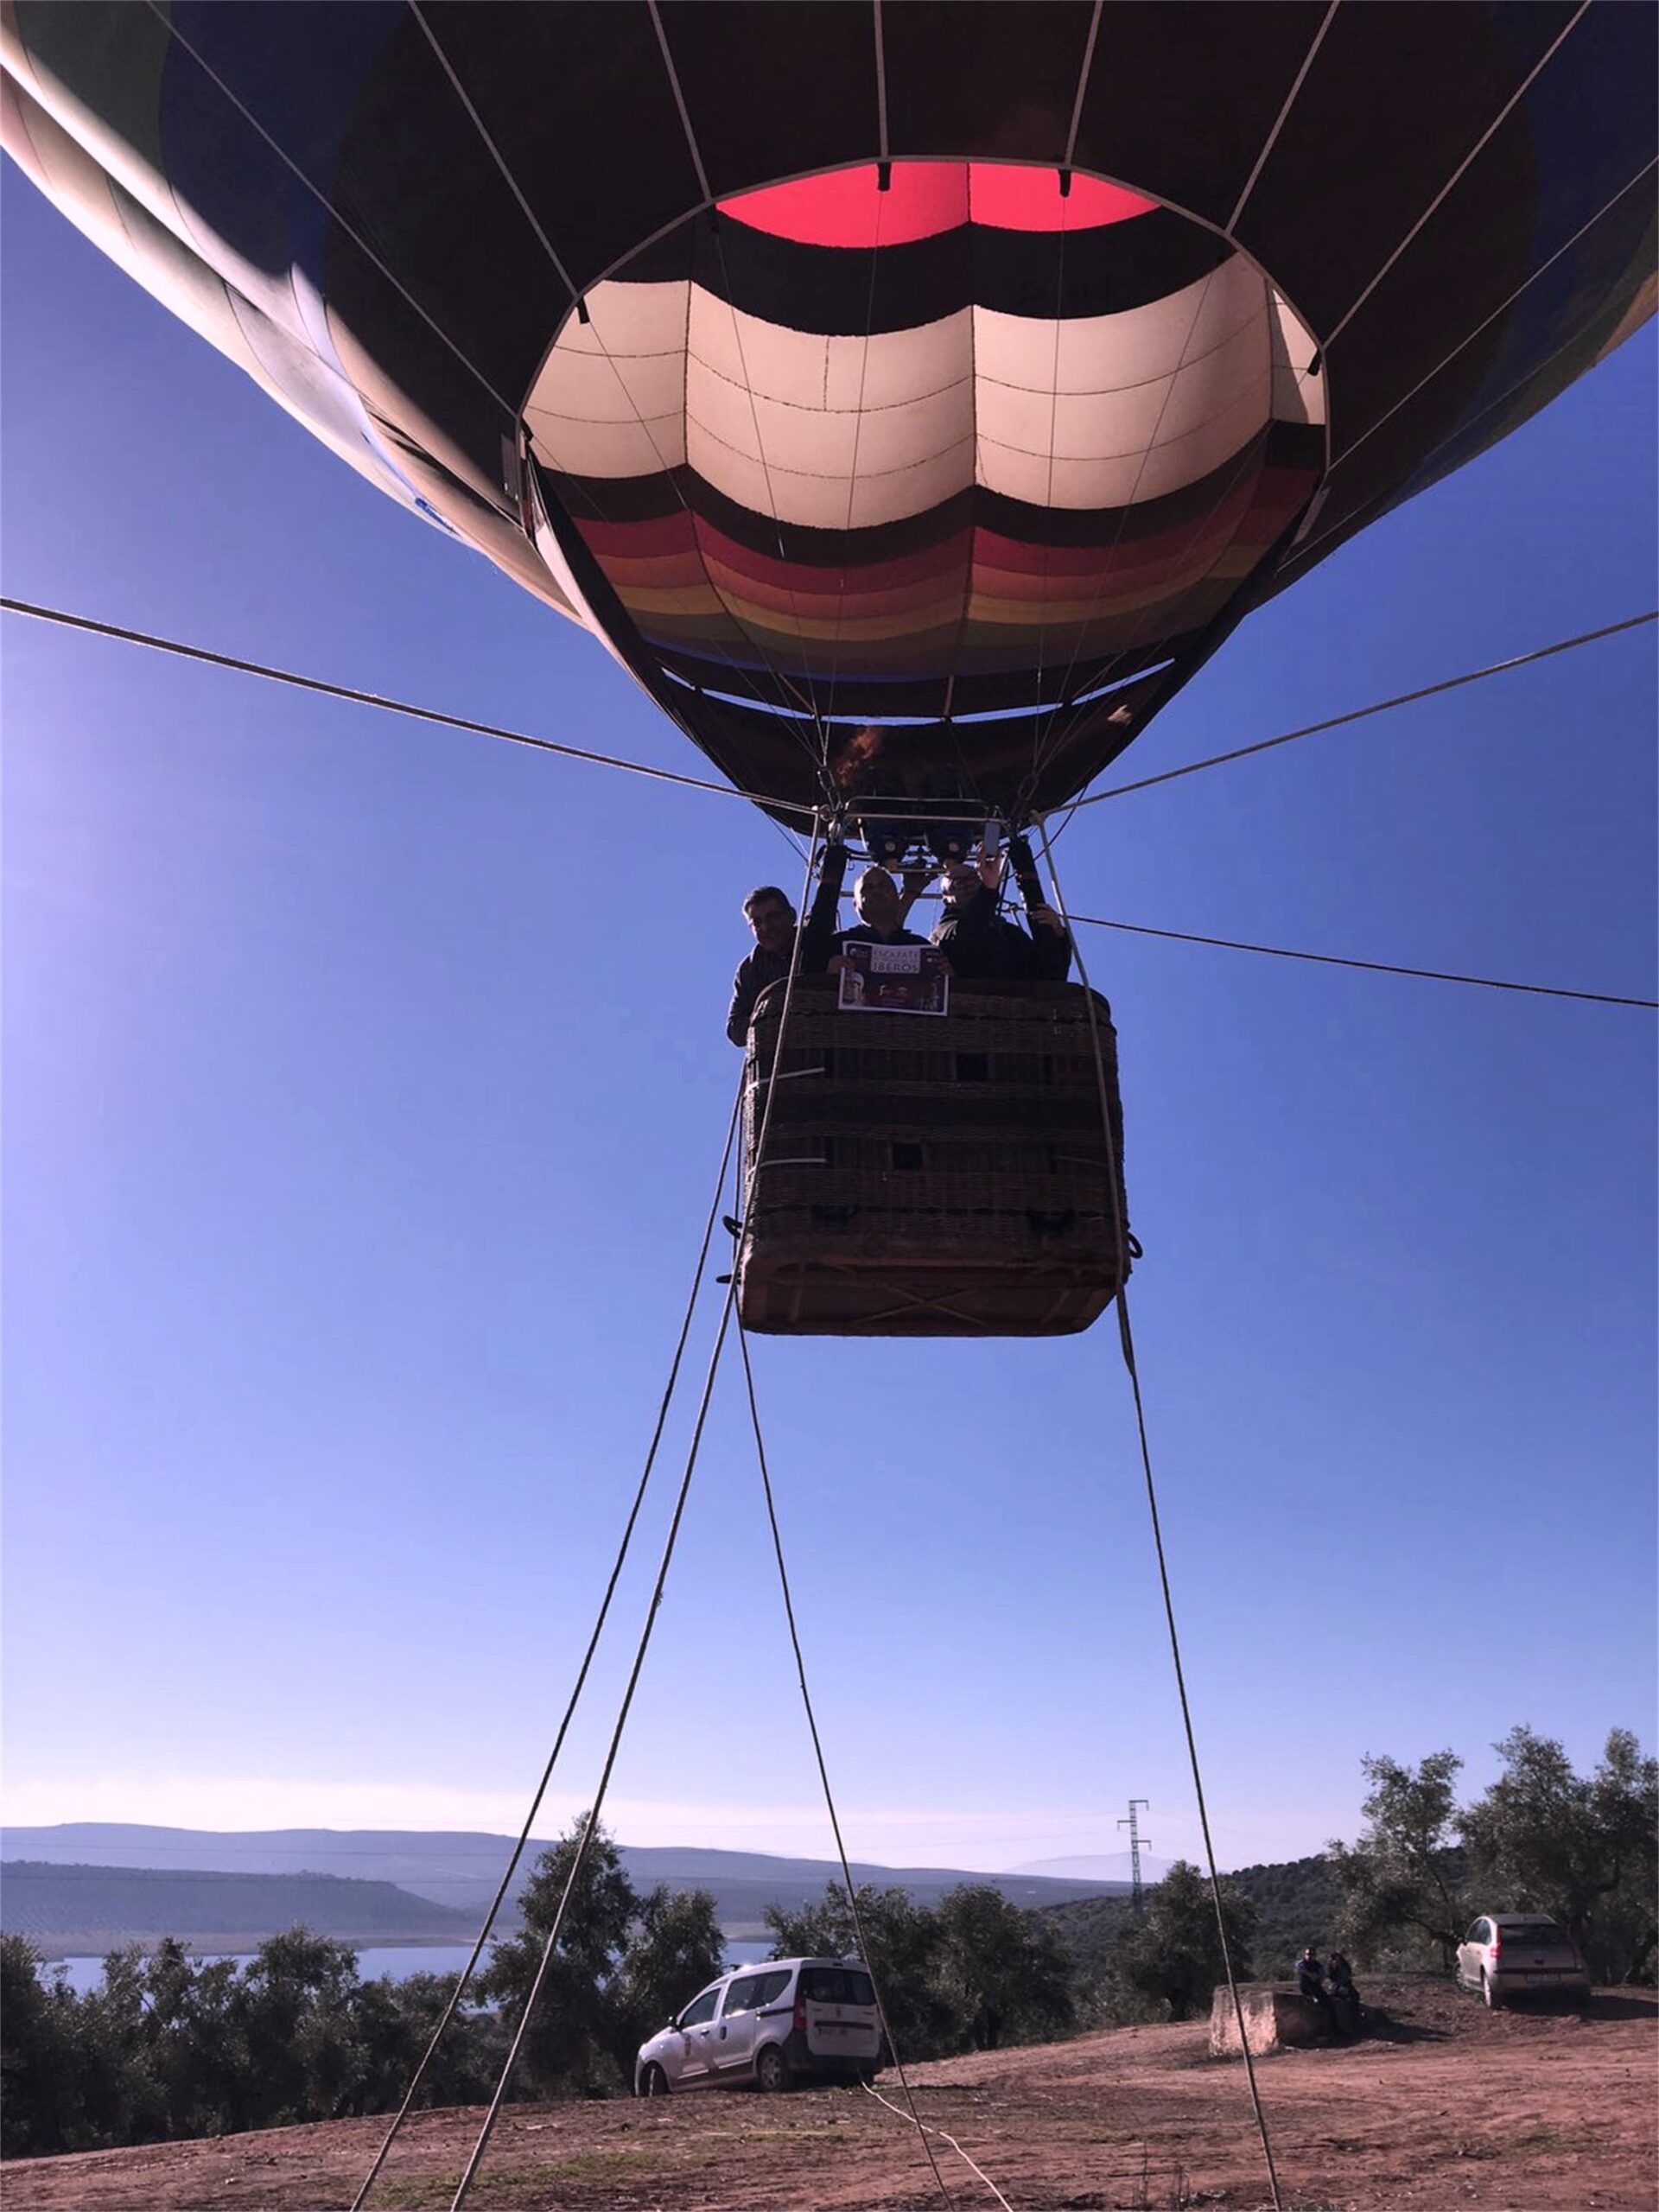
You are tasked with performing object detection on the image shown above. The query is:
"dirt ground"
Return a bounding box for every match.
[6,1982,1652,2212]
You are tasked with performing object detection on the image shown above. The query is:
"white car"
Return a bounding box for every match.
[1455,1915,1590,2008]
[635,1956,881,2095]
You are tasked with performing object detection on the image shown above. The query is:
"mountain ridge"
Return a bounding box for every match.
[2,1826,1131,1947]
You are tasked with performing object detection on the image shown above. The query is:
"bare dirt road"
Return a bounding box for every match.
[5,1982,1651,2211]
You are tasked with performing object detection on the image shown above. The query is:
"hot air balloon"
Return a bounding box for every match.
[4,1,1653,1332]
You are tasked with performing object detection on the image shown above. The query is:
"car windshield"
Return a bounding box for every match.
[1502,1923,1569,1946]
[800,1966,876,2005]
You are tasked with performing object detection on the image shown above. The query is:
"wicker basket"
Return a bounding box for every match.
[735,976,1131,1336]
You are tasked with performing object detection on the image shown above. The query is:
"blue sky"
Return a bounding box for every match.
[3,173,1654,1877]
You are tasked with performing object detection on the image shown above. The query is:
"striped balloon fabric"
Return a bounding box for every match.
[528,162,1325,721]
[3,3,1653,818]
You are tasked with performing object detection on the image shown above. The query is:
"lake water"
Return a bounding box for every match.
[44,1938,774,1998]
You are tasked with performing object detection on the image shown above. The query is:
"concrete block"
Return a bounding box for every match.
[1209,1983,1327,2056]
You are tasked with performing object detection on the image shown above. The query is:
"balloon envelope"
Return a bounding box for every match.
[4,2,1652,817]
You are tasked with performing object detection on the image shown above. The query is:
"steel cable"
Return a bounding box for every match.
[442,818,824,2210]
[1066,912,1656,1010]
[348,1077,745,2209]
[1066,613,1658,810]
[0,597,815,817]
[1034,823,1287,2212]
[734,1322,962,2209]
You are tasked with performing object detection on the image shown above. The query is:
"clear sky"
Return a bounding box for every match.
[3,172,1654,1879]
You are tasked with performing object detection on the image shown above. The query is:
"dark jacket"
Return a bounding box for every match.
[725,845,849,1046]
[931,885,1071,982]
[837,924,927,948]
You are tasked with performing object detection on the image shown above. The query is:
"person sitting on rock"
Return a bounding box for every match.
[1325,1950,1363,2035]
[1295,1946,1338,2034]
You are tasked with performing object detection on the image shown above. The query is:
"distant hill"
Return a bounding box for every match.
[1,1827,1127,1942]
[1,1862,479,1960]
[1039,1853,1344,1981]
[1005,1852,1173,1885]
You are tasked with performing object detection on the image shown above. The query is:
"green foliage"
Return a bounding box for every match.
[0,1928,507,2159]
[764,1881,957,2057]
[931,1885,1075,2050]
[1,1936,79,2156]
[1221,1855,1344,1980]
[1461,1726,1657,1983]
[1327,1749,1471,1969]
[476,1812,723,2095]
[607,1884,728,2075]
[1105,1861,1256,2023]
[765,1880,1076,2058]
[1326,1725,1656,1984]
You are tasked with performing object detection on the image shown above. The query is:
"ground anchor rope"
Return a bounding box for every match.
[439,819,824,2212]
[1037,823,1287,2212]
[349,1080,746,2210]
[736,1321,962,2209]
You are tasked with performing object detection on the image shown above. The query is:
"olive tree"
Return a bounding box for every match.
[1326,1750,1470,1969]
[1109,1860,1256,2022]
[1462,1726,1657,1983]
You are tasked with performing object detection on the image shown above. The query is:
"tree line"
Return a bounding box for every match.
[1326,1726,1656,1981]
[0,1816,1071,2158]
[4,1725,1650,2160]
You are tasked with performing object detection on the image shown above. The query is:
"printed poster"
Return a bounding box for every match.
[836,940,950,1016]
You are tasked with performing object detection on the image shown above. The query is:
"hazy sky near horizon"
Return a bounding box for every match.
[3,172,1655,1878]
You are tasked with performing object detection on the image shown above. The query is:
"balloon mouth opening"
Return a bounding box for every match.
[523,156,1324,728]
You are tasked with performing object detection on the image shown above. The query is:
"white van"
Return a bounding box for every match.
[634,1956,882,2095]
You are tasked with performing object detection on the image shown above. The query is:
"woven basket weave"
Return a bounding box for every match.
[736,976,1130,1337]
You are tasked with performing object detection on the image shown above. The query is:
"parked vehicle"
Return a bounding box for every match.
[634,1956,881,2095]
[1455,1916,1590,2008]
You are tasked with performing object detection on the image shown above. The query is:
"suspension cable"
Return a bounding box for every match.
[1066,912,1657,1010]
[444,817,825,2211]
[861,2082,1014,2210]
[349,1077,746,2209]
[1068,612,1657,810]
[734,1324,960,2211]
[0,597,815,818]
[1034,823,1287,2212]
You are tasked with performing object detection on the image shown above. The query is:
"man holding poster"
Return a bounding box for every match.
[829,864,946,1014]
[837,938,950,1016]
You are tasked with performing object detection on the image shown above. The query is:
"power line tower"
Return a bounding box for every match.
[1118,1798,1152,1912]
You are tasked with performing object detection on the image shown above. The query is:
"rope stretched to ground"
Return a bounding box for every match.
[861,2082,1014,2210]
[0,596,817,819]
[1068,611,1656,810]
[1035,823,1287,2212]
[1066,913,1657,1010]
[734,1323,961,2210]
[348,1077,746,2211]
[442,817,824,2212]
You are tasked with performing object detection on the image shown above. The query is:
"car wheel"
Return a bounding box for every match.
[639,2063,670,2097]
[1482,1972,1502,2011]
[754,2043,791,2094]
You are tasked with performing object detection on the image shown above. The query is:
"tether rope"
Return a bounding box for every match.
[0,598,814,818]
[10,594,1651,1007]
[861,2082,1014,2210]
[734,1323,961,2210]
[1067,613,1658,810]
[348,1078,746,2210]
[1066,913,1656,1010]
[443,818,824,2211]
[1034,823,1287,2212]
